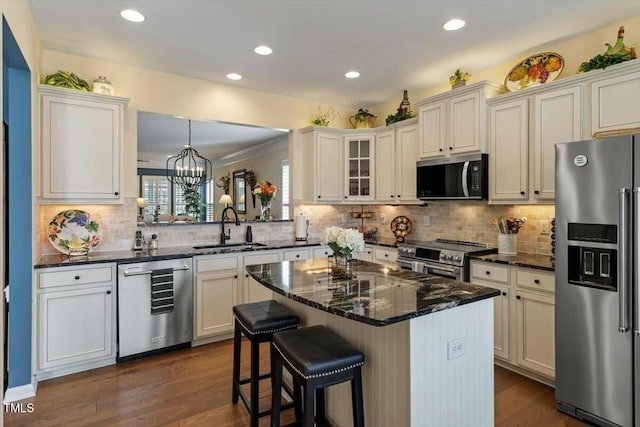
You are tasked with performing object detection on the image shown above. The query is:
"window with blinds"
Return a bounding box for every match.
[281,160,290,220]
[141,176,171,215]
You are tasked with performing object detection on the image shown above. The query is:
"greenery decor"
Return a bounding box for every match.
[449,69,471,88]
[43,70,91,91]
[216,173,231,194]
[311,106,338,126]
[184,188,201,219]
[385,110,415,126]
[578,26,637,73]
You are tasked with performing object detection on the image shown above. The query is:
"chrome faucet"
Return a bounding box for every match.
[220,206,240,245]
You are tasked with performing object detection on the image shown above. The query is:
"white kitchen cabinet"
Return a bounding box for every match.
[313,247,333,258]
[315,131,344,202]
[532,86,582,200]
[418,81,504,159]
[39,85,129,204]
[470,260,555,380]
[36,263,117,380]
[194,255,239,339]
[345,135,375,202]
[470,261,511,360]
[375,120,419,203]
[242,251,281,303]
[373,246,398,268]
[515,289,555,378]
[591,68,640,136]
[418,101,446,158]
[353,245,373,262]
[488,84,582,203]
[282,248,311,261]
[488,99,529,202]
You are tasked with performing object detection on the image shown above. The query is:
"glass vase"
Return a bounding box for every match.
[260,199,272,220]
[330,254,354,280]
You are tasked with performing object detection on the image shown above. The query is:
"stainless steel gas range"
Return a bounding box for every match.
[396,239,497,281]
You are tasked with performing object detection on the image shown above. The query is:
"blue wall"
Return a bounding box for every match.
[3,17,33,388]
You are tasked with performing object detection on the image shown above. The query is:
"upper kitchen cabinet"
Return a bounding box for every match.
[417,81,504,159]
[590,60,640,137]
[299,127,344,203]
[39,85,129,204]
[298,127,376,204]
[345,134,375,202]
[488,84,582,203]
[375,119,419,203]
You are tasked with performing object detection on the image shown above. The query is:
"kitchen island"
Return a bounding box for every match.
[246,259,500,427]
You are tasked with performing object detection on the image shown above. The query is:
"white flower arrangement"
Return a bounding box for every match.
[321,226,365,257]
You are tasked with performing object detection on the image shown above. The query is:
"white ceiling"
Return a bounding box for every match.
[29,0,639,162]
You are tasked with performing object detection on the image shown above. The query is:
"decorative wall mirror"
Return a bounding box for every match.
[233,169,246,214]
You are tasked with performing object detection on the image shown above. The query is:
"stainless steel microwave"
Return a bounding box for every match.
[416,153,488,200]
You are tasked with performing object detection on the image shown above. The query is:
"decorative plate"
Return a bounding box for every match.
[390,216,412,243]
[504,52,564,92]
[47,210,102,256]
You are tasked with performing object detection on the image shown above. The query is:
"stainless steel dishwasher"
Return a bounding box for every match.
[117,258,193,361]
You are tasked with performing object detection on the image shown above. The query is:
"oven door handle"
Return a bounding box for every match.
[424,265,457,276]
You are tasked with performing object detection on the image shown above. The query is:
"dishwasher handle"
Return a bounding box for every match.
[123,264,190,277]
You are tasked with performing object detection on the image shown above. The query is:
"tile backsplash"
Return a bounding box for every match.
[38,199,553,257]
[298,202,555,256]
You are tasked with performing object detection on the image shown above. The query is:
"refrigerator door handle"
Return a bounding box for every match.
[618,188,630,333]
[634,187,640,336]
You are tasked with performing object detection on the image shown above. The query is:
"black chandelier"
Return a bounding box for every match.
[166,119,213,193]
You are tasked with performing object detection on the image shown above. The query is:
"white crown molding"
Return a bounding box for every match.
[212,134,289,167]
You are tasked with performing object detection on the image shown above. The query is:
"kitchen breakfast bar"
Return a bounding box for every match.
[246,258,500,427]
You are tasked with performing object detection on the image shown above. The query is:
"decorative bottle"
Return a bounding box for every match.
[398,90,410,115]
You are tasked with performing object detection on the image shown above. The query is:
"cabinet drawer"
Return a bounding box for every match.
[243,252,280,266]
[470,262,509,284]
[314,247,333,258]
[374,247,398,263]
[516,269,555,293]
[283,249,310,261]
[196,256,238,273]
[39,266,113,289]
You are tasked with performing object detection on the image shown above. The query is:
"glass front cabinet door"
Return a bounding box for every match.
[345,135,374,202]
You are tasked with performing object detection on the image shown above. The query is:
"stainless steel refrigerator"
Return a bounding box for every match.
[555,135,639,427]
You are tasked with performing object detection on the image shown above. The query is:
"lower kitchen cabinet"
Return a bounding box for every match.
[373,246,398,268]
[282,248,311,261]
[242,251,280,303]
[36,263,117,380]
[194,255,239,339]
[470,259,555,381]
[353,244,374,262]
[515,289,555,378]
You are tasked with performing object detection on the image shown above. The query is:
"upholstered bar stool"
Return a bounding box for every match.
[232,300,300,427]
[270,325,365,427]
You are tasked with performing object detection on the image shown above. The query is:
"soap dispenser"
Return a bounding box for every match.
[245,226,253,243]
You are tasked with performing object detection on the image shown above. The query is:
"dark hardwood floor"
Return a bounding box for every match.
[6,339,586,426]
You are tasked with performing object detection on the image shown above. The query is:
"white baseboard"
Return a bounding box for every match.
[3,378,37,403]
[494,358,556,388]
[191,332,233,347]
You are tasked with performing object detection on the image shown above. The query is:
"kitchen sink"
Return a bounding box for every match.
[193,242,267,251]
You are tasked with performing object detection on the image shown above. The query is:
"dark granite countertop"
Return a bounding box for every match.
[246,259,500,327]
[471,253,555,272]
[364,237,399,248]
[34,239,323,269]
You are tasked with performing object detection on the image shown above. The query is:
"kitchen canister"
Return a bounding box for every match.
[92,76,114,95]
[498,233,517,255]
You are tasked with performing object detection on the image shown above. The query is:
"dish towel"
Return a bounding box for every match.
[150,268,174,315]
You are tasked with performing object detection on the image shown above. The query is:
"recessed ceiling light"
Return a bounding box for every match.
[254,46,273,55]
[226,73,243,81]
[345,71,360,79]
[120,9,145,23]
[443,18,465,31]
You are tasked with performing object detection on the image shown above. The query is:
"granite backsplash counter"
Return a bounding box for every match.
[35,239,323,269]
